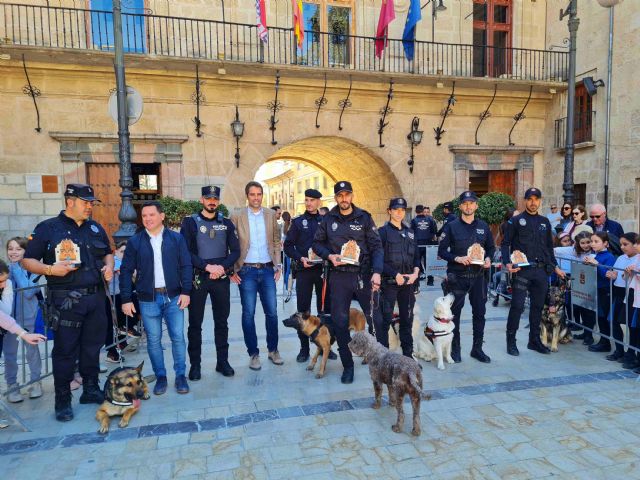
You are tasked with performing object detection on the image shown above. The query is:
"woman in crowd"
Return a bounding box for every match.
[605,232,639,365]
[556,202,573,233]
[563,204,587,238]
[4,238,43,402]
[584,232,617,353]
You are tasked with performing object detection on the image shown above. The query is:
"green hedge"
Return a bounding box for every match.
[433,192,515,225]
[158,196,229,229]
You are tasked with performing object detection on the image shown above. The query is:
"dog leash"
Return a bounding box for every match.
[321,262,328,314]
[369,285,378,338]
[102,276,124,368]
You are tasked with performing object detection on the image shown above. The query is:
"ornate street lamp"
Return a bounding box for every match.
[231,105,245,168]
[407,116,423,174]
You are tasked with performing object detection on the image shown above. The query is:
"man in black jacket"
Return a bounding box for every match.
[120,201,192,396]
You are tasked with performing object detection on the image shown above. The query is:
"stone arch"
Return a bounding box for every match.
[264,136,403,223]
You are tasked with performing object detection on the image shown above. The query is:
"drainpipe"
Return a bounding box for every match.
[603,7,614,210]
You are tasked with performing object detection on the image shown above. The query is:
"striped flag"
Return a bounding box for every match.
[256,0,268,43]
[292,0,304,49]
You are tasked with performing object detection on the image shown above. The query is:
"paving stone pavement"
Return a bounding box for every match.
[1,284,639,479]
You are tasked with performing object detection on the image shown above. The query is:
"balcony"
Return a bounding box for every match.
[0,2,568,83]
[554,111,597,150]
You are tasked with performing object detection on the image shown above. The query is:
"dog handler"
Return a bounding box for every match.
[438,191,495,363]
[180,186,240,380]
[501,187,566,356]
[284,188,336,363]
[378,197,421,357]
[313,181,384,384]
[22,184,114,422]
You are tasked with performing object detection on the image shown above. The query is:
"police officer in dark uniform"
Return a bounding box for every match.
[501,187,566,356]
[180,186,240,380]
[284,188,336,362]
[438,191,495,363]
[378,197,421,357]
[437,202,458,237]
[411,204,437,285]
[313,181,384,384]
[22,184,114,422]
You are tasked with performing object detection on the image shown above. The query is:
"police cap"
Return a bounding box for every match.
[524,187,542,199]
[458,190,479,203]
[201,185,221,199]
[304,188,322,199]
[388,197,408,210]
[443,202,454,210]
[334,181,353,195]
[64,183,100,202]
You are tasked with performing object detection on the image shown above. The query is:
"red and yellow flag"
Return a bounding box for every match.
[292,0,304,48]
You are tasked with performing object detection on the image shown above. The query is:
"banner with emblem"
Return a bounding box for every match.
[570,262,597,312]
[425,246,447,278]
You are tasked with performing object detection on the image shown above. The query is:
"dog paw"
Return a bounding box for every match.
[411,428,421,437]
[143,394,150,400]
[98,426,109,434]
[551,347,558,352]
[371,402,381,410]
[391,424,402,433]
[306,365,314,371]
[118,420,129,428]
[437,364,445,370]
[361,359,368,365]
[315,373,325,379]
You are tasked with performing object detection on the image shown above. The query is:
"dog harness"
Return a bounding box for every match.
[424,318,453,344]
[309,319,335,344]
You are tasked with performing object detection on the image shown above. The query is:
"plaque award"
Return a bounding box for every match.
[339,240,360,266]
[510,250,530,267]
[55,239,81,266]
[467,243,486,266]
[307,248,323,264]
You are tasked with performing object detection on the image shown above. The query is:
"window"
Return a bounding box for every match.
[574,83,593,144]
[299,1,354,67]
[573,184,586,208]
[91,0,146,53]
[472,0,512,77]
[305,179,310,189]
[297,181,302,193]
[323,176,328,189]
[314,177,319,189]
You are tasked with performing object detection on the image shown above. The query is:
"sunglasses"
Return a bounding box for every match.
[551,206,558,209]
[572,211,582,216]
[590,214,602,219]
[563,207,571,210]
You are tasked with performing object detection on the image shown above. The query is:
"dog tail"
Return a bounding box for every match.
[409,371,432,401]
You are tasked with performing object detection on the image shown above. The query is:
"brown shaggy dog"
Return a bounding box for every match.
[349,331,429,436]
[96,362,150,434]
[283,308,366,378]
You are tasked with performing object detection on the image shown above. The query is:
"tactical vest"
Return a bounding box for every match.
[191,213,228,259]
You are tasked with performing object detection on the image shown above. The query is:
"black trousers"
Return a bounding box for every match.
[187,274,231,365]
[381,283,415,356]
[449,272,487,346]
[295,266,329,352]
[329,270,382,369]
[506,267,548,341]
[51,289,107,389]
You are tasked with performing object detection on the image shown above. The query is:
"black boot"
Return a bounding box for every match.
[188,364,201,381]
[296,348,310,363]
[328,350,338,360]
[506,332,519,356]
[470,337,491,363]
[606,345,625,362]
[451,336,462,363]
[527,337,551,354]
[622,353,640,370]
[55,386,74,422]
[215,360,235,377]
[341,366,354,384]
[588,339,611,353]
[79,377,104,404]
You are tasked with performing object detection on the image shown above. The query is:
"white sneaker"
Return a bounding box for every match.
[99,363,108,373]
[7,384,24,403]
[28,382,42,399]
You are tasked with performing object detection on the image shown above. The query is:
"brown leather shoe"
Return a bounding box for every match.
[268,350,284,365]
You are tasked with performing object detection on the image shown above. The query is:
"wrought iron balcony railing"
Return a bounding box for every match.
[0,3,568,83]
[554,111,596,149]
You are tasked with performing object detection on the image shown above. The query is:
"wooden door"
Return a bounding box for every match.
[488,170,516,198]
[87,163,121,246]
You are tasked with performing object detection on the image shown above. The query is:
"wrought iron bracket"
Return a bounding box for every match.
[267,71,283,145]
[191,64,205,137]
[21,55,42,133]
[508,85,533,146]
[377,79,394,148]
[475,84,497,146]
[314,73,328,129]
[337,75,353,131]
[434,81,455,146]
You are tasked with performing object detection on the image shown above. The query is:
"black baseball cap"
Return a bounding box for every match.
[305,188,322,199]
[334,181,353,195]
[443,202,453,210]
[388,197,408,209]
[201,185,221,199]
[524,187,542,199]
[459,191,479,203]
[64,184,100,202]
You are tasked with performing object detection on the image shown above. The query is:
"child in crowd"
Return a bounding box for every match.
[0,260,14,360]
[584,232,617,353]
[4,238,44,402]
[606,233,639,366]
[625,236,640,373]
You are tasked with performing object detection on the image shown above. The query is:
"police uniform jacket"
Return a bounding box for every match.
[24,211,112,289]
[410,215,437,245]
[437,213,458,236]
[438,218,496,273]
[378,222,421,279]
[284,211,323,264]
[312,205,384,274]
[500,212,557,269]
[180,212,240,272]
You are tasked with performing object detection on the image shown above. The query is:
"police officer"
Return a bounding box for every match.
[438,191,495,363]
[437,202,458,237]
[180,186,240,380]
[411,204,437,285]
[22,184,114,422]
[313,181,383,384]
[501,188,566,356]
[378,197,421,357]
[284,189,336,362]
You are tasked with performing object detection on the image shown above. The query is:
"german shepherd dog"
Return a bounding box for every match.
[541,278,572,352]
[283,308,366,378]
[96,362,150,434]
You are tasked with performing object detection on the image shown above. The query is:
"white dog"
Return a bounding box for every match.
[413,294,456,370]
[388,305,422,353]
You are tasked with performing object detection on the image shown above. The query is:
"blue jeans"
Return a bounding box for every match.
[238,265,278,356]
[139,293,186,377]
